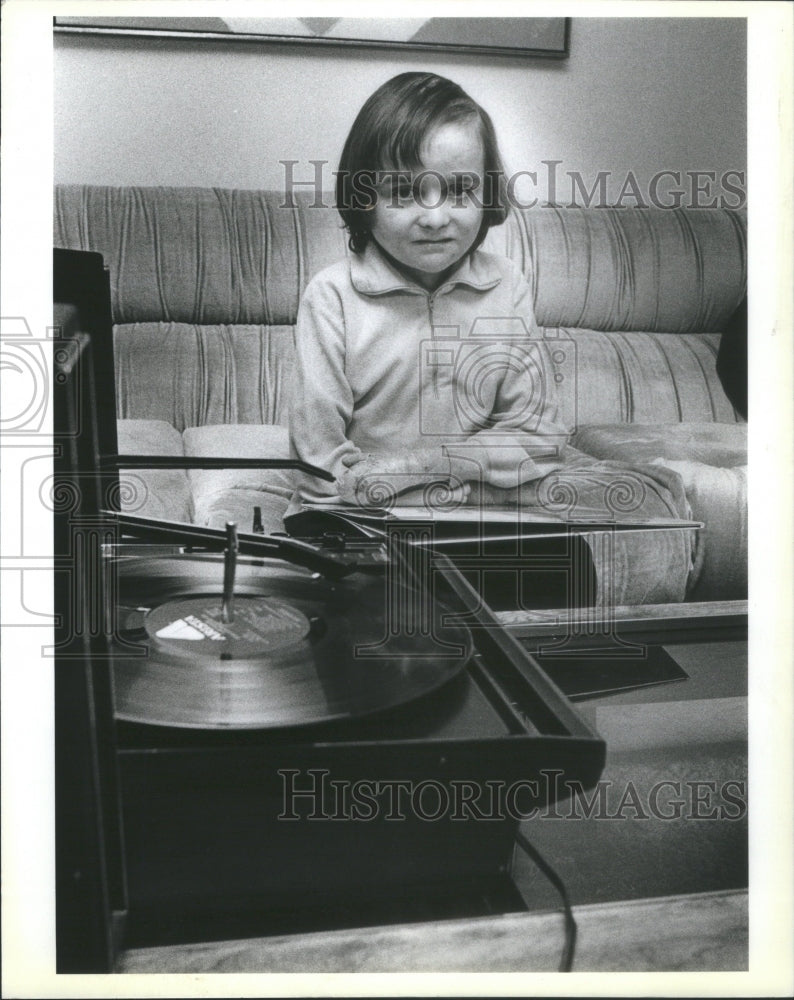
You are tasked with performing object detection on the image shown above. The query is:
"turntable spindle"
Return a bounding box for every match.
[221,521,239,623]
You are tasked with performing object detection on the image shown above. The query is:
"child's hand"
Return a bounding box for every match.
[388,482,471,508]
[464,481,520,507]
[336,450,466,507]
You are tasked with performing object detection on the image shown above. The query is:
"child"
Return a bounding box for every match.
[289,71,568,510]
[289,72,694,604]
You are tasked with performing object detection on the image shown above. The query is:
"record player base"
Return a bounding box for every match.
[115,697,593,949]
[114,632,748,972]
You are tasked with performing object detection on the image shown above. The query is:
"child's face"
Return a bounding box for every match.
[370,119,486,291]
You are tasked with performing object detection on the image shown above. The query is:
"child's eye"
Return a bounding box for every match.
[451,175,478,196]
[381,185,413,206]
[378,177,415,204]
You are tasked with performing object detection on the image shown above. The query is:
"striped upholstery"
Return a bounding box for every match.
[500,207,747,333]
[54,185,746,431]
[54,187,746,330]
[114,322,295,430]
[112,324,738,433]
[111,325,735,433]
[54,187,349,325]
[556,329,738,427]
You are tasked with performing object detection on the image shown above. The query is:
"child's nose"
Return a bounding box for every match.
[417,203,451,229]
[416,193,452,228]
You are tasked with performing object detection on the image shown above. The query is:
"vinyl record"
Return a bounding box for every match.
[111,554,472,730]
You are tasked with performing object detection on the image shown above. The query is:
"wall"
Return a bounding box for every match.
[54,17,746,207]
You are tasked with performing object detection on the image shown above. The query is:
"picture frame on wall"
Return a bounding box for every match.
[53,15,570,59]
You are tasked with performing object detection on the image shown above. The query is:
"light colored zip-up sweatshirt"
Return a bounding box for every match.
[289,240,570,504]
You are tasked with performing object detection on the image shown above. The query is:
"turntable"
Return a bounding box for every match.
[101,519,607,949]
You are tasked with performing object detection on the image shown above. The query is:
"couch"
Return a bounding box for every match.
[54,185,747,602]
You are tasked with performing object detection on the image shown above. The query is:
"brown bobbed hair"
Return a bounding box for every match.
[336,72,509,254]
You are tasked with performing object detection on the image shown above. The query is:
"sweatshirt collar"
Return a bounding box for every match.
[350,240,502,296]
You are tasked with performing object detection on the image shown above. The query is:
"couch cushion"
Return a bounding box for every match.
[182,423,294,532]
[115,322,295,431]
[114,322,739,434]
[56,188,745,336]
[572,422,746,466]
[116,418,193,523]
[570,423,747,600]
[502,206,747,333]
[54,186,349,325]
[656,460,747,602]
[552,331,741,427]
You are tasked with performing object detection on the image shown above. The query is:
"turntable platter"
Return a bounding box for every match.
[111,555,472,729]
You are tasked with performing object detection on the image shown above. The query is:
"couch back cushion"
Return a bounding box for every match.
[55,185,746,429]
[54,187,348,326]
[496,207,746,333]
[114,322,294,430]
[552,329,735,427]
[112,324,733,432]
[55,186,746,331]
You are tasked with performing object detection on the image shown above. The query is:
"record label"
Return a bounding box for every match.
[145,596,311,659]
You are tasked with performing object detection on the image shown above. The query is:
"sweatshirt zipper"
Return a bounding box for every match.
[427,291,438,393]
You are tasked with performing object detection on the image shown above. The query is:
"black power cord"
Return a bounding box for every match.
[515,829,577,972]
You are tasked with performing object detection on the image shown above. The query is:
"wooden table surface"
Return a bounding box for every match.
[118,888,747,973]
